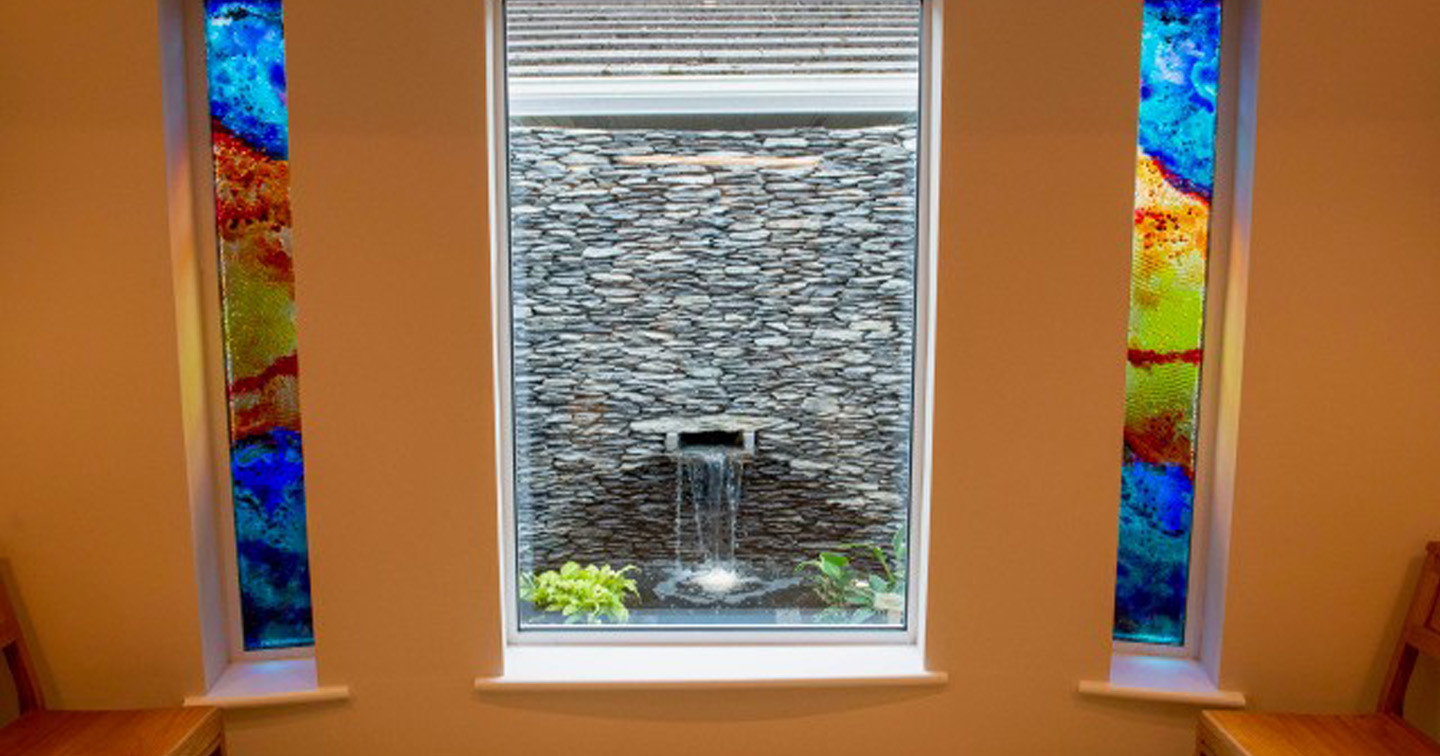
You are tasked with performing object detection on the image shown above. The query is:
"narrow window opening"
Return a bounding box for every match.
[201,0,314,653]
[1114,0,1227,650]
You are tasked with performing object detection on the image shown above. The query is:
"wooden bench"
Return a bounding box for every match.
[1198,542,1440,756]
[0,576,225,756]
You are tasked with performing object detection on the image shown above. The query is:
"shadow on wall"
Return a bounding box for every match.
[0,659,16,727]
[1382,556,1440,738]
[1410,657,1440,740]
[0,563,41,724]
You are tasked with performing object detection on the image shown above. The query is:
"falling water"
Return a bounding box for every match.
[652,438,802,606]
[677,446,745,568]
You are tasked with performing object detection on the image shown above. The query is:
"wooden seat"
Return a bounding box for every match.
[0,709,223,756]
[0,576,225,756]
[1198,542,1440,756]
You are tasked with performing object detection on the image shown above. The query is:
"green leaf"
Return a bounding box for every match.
[521,562,640,624]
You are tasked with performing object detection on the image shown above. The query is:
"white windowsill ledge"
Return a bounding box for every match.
[1078,653,1246,708]
[475,645,946,691]
[183,658,351,709]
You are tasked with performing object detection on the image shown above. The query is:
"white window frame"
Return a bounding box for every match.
[183,0,314,664]
[487,0,942,650]
[1113,0,1249,662]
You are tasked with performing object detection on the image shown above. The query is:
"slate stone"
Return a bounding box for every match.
[507,123,920,572]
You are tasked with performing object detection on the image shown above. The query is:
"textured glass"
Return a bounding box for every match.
[204,0,313,651]
[1114,0,1222,646]
[504,1,923,630]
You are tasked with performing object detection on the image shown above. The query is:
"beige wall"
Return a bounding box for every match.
[0,0,210,710]
[1222,0,1440,722]
[2,1,1439,754]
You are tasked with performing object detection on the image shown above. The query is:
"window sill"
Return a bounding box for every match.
[183,659,351,709]
[1078,653,1246,708]
[475,645,946,691]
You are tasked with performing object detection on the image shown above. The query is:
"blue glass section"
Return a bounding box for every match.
[231,429,312,650]
[205,0,289,158]
[1136,0,1222,199]
[1116,459,1195,644]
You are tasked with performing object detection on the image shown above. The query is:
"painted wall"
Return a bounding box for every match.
[1,1,1438,755]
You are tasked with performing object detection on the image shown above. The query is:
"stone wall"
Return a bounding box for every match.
[508,123,918,578]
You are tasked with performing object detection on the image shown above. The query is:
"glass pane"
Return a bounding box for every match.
[504,0,923,630]
[203,0,313,651]
[1114,0,1223,646]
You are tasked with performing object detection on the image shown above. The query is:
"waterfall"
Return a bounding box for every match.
[675,446,745,569]
[650,429,801,605]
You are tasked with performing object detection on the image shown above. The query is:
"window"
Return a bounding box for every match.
[201,0,313,653]
[493,0,933,635]
[1114,0,1226,649]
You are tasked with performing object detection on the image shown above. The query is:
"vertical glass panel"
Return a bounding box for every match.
[203,0,313,651]
[1114,0,1223,646]
[503,1,924,630]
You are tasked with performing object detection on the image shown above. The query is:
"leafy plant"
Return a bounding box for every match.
[796,528,908,624]
[520,562,640,624]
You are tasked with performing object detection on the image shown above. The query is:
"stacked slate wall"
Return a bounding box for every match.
[508,123,918,574]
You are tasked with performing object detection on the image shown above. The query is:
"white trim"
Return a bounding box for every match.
[476,646,944,690]
[160,0,231,688]
[184,659,350,710]
[1197,0,1260,685]
[487,0,521,654]
[507,628,910,646]
[910,0,942,663]
[182,0,248,665]
[1078,654,1245,708]
[487,0,940,656]
[508,74,919,117]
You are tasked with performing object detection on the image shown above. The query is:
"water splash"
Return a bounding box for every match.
[692,565,743,594]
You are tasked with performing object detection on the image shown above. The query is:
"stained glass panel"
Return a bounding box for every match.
[1114,0,1222,646]
[203,0,313,651]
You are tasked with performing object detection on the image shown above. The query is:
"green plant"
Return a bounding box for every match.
[796,528,908,624]
[520,562,640,624]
